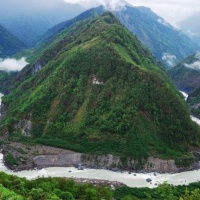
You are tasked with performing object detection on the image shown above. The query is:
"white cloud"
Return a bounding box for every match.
[195,52,200,59]
[157,18,169,26]
[126,0,200,26]
[184,52,200,70]
[0,57,28,72]
[162,53,178,67]
[184,61,200,70]
[64,0,127,10]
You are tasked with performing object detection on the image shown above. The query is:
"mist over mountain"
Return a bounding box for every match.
[37,2,199,68]
[114,5,199,67]
[169,52,200,94]
[169,51,200,120]
[178,12,200,44]
[0,0,85,47]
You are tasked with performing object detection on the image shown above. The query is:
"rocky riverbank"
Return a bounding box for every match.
[2,141,199,174]
[71,178,126,187]
[33,153,199,173]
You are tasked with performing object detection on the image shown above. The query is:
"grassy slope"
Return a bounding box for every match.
[2,13,200,161]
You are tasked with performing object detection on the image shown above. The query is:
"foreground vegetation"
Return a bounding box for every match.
[0,172,199,200]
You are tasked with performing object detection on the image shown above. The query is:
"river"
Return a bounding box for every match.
[0,153,200,188]
[0,92,200,188]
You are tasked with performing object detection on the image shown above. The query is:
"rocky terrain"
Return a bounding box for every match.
[1,141,199,173]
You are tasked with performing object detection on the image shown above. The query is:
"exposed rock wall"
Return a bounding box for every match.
[33,153,197,173]
[14,113,32,136]
[33,153,82,168]
[32,60,45,75]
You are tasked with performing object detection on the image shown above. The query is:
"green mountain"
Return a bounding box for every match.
[0,24,26,58]
[1,13,200,161]
[114,6,199,68]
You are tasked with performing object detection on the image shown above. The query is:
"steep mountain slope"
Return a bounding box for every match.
[168,52,200,94]
[114,6,199,68]
[37,6,104,46]
[0,0,85,47]
[1,13,200,162]
[0,24,26,58]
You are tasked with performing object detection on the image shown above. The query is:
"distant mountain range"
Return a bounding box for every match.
[0,0,85,47]
[0,24,26,58]
[36,3,199,68]
[178,12,200,44]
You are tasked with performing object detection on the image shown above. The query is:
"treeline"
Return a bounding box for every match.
[0,172,200,200]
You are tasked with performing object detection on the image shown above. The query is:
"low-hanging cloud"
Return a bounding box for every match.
[0,57,28,72]
[162,53,178,67]
[184,52,200,70]
[64,0,127,10]
[184,61,200,70]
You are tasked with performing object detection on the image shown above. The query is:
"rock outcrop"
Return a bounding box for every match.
[33,153,82,168]
[14,114,32,136]
[33,153,198,173]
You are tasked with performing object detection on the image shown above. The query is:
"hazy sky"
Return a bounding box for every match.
[64,0,200,26]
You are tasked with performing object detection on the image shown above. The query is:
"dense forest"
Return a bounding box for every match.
[0,172,199,200]
[1,13,199,167]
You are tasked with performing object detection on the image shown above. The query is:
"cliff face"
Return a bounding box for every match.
[33,153,197,173]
